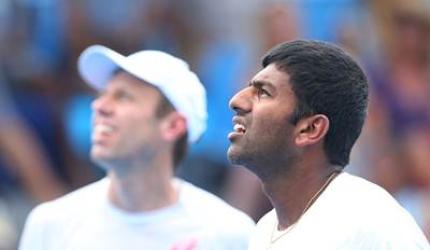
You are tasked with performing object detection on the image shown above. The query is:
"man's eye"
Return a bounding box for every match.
[257,87,270,98]
[115,91,133,100]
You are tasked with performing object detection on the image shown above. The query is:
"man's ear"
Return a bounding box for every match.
[295,114,329,147]
[160,112,187,142]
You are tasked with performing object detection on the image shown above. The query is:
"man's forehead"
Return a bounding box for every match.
[252,64,292,90]
[107,72,159,92]
[254,64,288,79]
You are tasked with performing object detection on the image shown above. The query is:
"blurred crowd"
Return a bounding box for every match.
[0,0,429,248]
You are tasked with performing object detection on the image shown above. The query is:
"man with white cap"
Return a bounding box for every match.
[19,45,254,250]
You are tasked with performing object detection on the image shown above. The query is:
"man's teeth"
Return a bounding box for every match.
[95,124,114,133]
[234,124,246,133]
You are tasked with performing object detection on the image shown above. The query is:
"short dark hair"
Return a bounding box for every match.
[155,94,188,168]
[262,40,368,167]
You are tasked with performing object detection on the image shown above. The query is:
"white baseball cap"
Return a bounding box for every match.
[77,45,207,143]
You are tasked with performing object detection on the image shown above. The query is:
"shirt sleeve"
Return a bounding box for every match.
[18,205,48,250]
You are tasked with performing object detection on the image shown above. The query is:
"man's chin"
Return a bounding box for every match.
[90,151,115,168]
[90,157,111,171]
[227,146,244,166]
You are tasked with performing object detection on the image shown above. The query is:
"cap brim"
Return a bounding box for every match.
[78,45,126,90]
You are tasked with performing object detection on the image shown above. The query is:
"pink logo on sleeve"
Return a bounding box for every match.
[170,237,198,250]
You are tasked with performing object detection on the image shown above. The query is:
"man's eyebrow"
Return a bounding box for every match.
[249,80,274,89]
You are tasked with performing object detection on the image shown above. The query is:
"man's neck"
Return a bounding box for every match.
[107,158,178,212]
[262,162,341,230]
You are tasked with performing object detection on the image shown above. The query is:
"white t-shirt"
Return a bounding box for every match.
[249,172,430,250]
[19,178,255,250]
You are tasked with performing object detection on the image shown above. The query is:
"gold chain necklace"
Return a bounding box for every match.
[269,170,342,245]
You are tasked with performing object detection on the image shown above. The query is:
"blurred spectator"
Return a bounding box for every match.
[364,0,430,239]
[66,0,148,58]
[0,71,68,248]
[369,0,430,137]
[0,73,66,202]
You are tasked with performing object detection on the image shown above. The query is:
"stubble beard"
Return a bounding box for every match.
[227,129,296,182]
[228,142,289,181]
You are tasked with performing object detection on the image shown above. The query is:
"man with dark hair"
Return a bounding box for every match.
[228,40,429,249]
[19,45,254,250]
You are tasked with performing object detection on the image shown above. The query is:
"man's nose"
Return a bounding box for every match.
[92,94,113,116]
[229,87,252,115]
